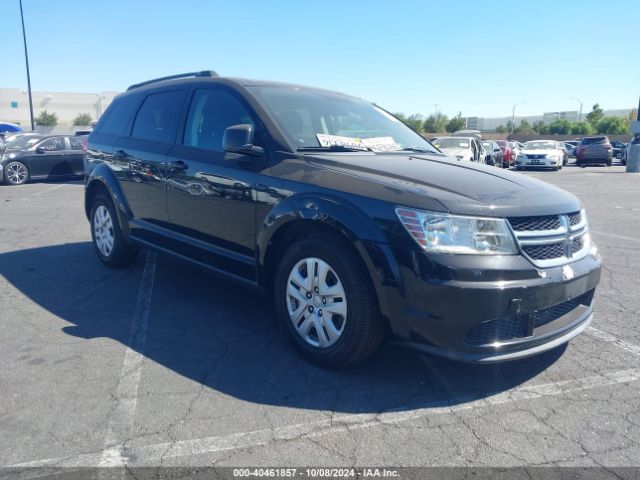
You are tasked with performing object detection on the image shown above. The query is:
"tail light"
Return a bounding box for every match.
[81,138,88,152]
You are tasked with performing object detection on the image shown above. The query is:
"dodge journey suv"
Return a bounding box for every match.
[84,71,601,367]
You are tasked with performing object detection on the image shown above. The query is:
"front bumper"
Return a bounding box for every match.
[378,246,601,363]
[516,156,560,168]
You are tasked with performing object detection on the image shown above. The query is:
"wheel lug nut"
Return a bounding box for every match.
[322,298,326,305]
[306,292,312,299]
[314,287,319,293]
[308,306,314,313]
[318,310,323,317]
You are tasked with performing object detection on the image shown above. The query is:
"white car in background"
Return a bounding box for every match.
[515,140,565,171]
[432,136,483,163]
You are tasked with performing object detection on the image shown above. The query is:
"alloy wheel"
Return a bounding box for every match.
[6,162,27,184]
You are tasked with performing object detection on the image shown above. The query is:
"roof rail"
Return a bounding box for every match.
[126,71,219,91]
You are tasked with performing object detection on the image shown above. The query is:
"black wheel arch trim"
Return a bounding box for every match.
[256,193,405,321]
[84,163,132,235]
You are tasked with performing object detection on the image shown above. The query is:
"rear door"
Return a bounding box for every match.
[115,88,188,244]
[67,136,85,175]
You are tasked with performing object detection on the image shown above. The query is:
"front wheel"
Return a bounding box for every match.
[4,161,29,185]
[274,234,384,367]
[90,194,138,268]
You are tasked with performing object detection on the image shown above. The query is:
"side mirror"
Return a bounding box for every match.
[223,124,263,157]
[36,147,46,154]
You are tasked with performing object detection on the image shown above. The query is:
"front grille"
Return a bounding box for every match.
[464,290,594,346]
[525,154,546,160]
[571,237,584,255]
[523,242,566,260]
[568,211,582,227]
[509,215,560,232]
[464,316,528,346]
[507,212,589,267]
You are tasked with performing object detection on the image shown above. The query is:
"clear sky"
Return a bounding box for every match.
[2,0,639,118]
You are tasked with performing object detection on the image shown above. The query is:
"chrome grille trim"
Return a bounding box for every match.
[508,211,590,267]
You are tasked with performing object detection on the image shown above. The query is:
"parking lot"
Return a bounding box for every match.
[1,160,639,470]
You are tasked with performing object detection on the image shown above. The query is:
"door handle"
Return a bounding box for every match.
[168,160,188,172]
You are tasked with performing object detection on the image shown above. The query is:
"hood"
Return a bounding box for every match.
[303,152,581,217]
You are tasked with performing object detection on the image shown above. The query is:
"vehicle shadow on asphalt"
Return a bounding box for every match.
[0,243,566,414]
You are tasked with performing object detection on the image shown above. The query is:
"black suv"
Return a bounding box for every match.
[84,71,601,367]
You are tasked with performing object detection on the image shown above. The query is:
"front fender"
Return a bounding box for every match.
[84,163,132,234]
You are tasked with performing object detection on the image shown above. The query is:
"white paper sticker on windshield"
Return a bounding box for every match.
[316,134,400,152]
[316,134,370,151]
[361,136,400,152]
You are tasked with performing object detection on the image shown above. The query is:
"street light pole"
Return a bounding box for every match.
[511,102,525,134]
[19,0,35,131]
[571,97,583,122]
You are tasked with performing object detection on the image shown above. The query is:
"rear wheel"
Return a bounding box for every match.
[90,194,138,268]
[4,161,29,185]
[606,157,612,167]
[274,234,384,367]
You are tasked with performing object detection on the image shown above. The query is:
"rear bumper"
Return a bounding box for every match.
[373,244,601,363]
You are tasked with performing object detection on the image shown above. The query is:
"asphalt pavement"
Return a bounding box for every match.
[0,160,638,471]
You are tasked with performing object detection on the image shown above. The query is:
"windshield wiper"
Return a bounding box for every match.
[395,146,435,153]
[297,145,373,153]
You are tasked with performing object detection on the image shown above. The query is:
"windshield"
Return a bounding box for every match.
[524,141,556,150]
[249,86,438,153]
[482,142,493,149]
[433,137,470,149]
[5,135,43,150]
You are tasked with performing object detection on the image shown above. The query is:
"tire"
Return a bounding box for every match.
[89,194,138,268]
[4,161,29,185]
[606,158,612,167]
[273,233,384,367]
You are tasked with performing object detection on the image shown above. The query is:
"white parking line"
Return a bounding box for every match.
[592,230,640,243]
[7,367,639,468]
[98,251,157,467]
[587,327,640,357]
[30,184,67,196]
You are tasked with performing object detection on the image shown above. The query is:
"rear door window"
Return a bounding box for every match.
[96,95,141,136]
[69,136,84,150]
[131,90,185,144]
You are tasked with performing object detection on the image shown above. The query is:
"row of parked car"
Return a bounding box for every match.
[429,131,628,171]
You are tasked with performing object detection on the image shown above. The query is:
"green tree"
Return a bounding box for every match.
[532,120,548,134]
[586,103,604,127]
[73,113,93,126]
[629,108,638,129]
[495,125,508,134]
[548,118,573,135]
[35,110,58,127]
[514,119,535,134]
[445,112,465,133]
[405,113,425,132]
[423,112,449,133]
[570,121,595,135]
[596,116,630,135]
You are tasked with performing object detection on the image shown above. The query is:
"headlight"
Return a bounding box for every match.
[396,208,518,255]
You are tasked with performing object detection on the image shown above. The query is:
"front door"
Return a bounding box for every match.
[30,136,67,177]
[166,87,263,278]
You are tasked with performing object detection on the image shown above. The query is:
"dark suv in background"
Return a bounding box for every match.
[576,136,613,167]
[84,71,601,367]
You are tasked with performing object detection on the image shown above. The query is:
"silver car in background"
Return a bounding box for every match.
[515,140,565,171]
